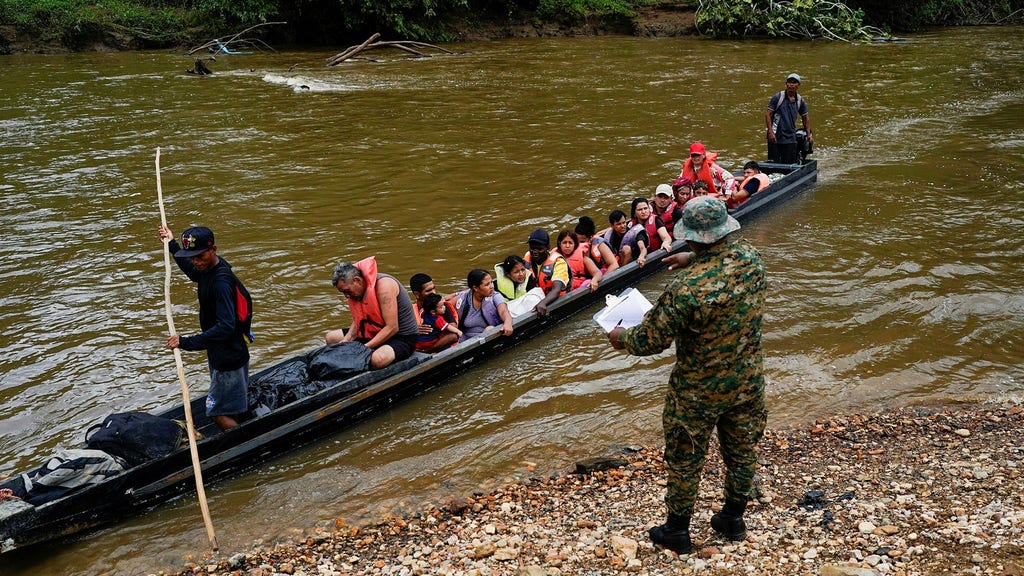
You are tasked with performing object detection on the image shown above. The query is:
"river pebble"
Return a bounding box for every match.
[167,403,1024,576]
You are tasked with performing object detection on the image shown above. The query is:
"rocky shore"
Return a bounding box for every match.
[169,403,1024,576]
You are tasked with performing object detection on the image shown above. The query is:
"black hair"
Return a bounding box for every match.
[743,161,760,171]
[423,292,443,311]
[608,209,627,224]
[409,273,432,293]
[498,255,526,275]
[574,216,596,237]
[467,268,490,289]
[630,197,650,219]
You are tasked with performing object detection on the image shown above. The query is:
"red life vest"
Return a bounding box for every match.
[634,214,663,252]
[348,256,387,341]
[680,152,723,196]
[524,249,569,295]
[566,243,590,290]
[653,201,678,237]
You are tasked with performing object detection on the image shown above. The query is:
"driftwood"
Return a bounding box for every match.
[326,33,455,67]
[187,22,286,55]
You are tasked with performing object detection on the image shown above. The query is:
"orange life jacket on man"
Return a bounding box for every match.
[524,250,570,296]
[348,256,387,341]
[740,172,770,193]
[566,242,590,290]
[680,152,724,196]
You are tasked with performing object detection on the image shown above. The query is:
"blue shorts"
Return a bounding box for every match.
[206,363,249,417]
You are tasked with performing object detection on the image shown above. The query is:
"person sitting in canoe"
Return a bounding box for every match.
[326,257,419,369]
[604,209,649,267]
[408,273,460,353]
[416,293,463,351]
[630,197,673,252]
[523,228,570,315]
[574,216,619,276]
[651,184,683,239]
[675,142,730,198]
[672,176,696,205]
[557,229,602,292]
[729,161,771,208]
[454,269,514,341]
[493,255,536,301]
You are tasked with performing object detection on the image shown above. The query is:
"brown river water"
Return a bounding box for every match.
[1,27,1022,574]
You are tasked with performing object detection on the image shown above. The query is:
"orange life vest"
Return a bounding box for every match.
[524,249,569,295]
[740,172,770,193]
[566,243,590,290]
[348,256,387,341]
[680,152,723,196]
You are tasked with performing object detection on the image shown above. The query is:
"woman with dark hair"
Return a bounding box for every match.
[493,254,536,301]
[558,227,603,292]
[630,197,673,252]
[454,268,513,341]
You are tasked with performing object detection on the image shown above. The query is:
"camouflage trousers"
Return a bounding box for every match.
[662,390,767,517]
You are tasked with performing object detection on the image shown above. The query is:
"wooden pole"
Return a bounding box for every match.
[155,147,219,551]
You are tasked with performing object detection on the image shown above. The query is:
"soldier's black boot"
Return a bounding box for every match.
[710,499,747,541]
[649,512,692,554]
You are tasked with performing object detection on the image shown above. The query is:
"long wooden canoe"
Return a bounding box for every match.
[0,159,817,554]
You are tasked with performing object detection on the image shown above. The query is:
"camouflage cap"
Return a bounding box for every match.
[675,196,740,244]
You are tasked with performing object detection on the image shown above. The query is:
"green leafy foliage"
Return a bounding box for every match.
[694,0,881,41]
[535,0,636,20]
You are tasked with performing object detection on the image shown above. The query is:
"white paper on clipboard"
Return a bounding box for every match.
[592,287,653,332]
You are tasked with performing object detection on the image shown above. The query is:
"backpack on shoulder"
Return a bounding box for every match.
[85,411,188,467]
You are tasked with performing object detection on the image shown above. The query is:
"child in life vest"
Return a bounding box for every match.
[416,293,462,351]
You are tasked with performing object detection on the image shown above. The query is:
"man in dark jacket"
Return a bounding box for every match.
[159,225,251,430]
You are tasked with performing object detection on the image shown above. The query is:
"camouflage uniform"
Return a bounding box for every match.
[619,236,766,517]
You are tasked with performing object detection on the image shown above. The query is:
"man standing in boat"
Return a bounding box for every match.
[766,73,813,164]
[607,197,767,555]
[326,257,419,369]
[159,225,252,431]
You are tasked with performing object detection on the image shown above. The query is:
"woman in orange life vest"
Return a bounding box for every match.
[630,197,673,252]
[729,161,772,208]
[556,229,604,292]
[574,216,619,276]
[675,142,730,197]
[651,184,683,239]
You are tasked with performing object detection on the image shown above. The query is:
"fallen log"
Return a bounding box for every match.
[325,34,455,66]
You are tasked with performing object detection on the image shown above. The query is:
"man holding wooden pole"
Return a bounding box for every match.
[158,224,253,431]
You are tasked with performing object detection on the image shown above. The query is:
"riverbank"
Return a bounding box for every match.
[168,402,1024,576]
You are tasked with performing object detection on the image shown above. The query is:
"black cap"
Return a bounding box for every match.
[174,226,215,257]
[527,228,549,246]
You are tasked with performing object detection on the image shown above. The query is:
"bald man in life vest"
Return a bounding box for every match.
[326,257,419,369]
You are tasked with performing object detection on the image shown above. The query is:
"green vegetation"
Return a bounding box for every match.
[0,0,1020,52]
[694,0,882,41]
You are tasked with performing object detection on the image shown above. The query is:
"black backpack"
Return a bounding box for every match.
[85,412,187,467]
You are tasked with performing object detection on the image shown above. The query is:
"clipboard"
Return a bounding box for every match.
[592,287,653,332]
